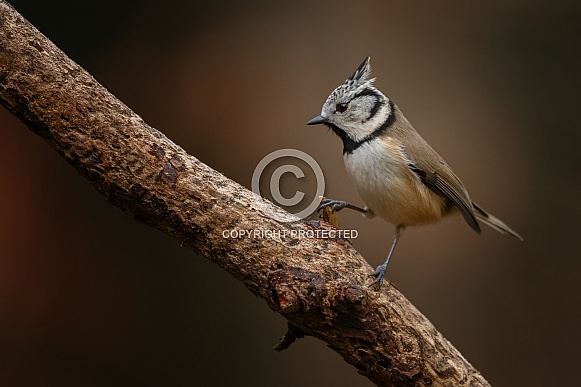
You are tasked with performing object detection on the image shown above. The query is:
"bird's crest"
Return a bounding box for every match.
[348,56,373,83]
[330,56,377,101]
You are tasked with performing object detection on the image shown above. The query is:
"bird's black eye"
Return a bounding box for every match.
[336,103,348,113]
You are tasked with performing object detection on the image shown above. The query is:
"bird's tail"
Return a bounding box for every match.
[472,202,524,241]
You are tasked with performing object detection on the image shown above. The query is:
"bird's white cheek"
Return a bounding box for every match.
[341,103,391,142]
[341,120,379,142]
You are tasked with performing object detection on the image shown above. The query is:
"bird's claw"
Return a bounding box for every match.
[317,199,351,213]
[369,264,387,289]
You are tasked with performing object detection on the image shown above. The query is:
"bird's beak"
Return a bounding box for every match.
[306,115,328,125]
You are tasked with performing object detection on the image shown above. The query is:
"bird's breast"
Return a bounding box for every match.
[343,137,446,227]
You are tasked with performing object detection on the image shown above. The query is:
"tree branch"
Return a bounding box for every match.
[0,2,490,386]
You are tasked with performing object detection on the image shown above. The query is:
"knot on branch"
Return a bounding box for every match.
[269,266,375,340]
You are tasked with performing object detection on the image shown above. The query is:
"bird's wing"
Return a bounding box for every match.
[403,136,481,234]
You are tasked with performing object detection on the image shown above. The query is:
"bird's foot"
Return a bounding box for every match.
[369,264,388,289]
[317,199,353,213]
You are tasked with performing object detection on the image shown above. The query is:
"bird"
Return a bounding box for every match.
[307,56,523,288]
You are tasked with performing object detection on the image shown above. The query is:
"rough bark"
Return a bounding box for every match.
[0,2,490,386]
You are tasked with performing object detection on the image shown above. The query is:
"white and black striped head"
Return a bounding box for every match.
[307,57,394,154]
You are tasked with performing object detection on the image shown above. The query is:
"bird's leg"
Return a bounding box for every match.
[370,225,406,289]
[317,198,367,214]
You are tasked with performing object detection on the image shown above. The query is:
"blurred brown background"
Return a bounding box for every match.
[1,0,580,385]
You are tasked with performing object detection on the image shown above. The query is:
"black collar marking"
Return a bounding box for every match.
[328,100,396,155]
